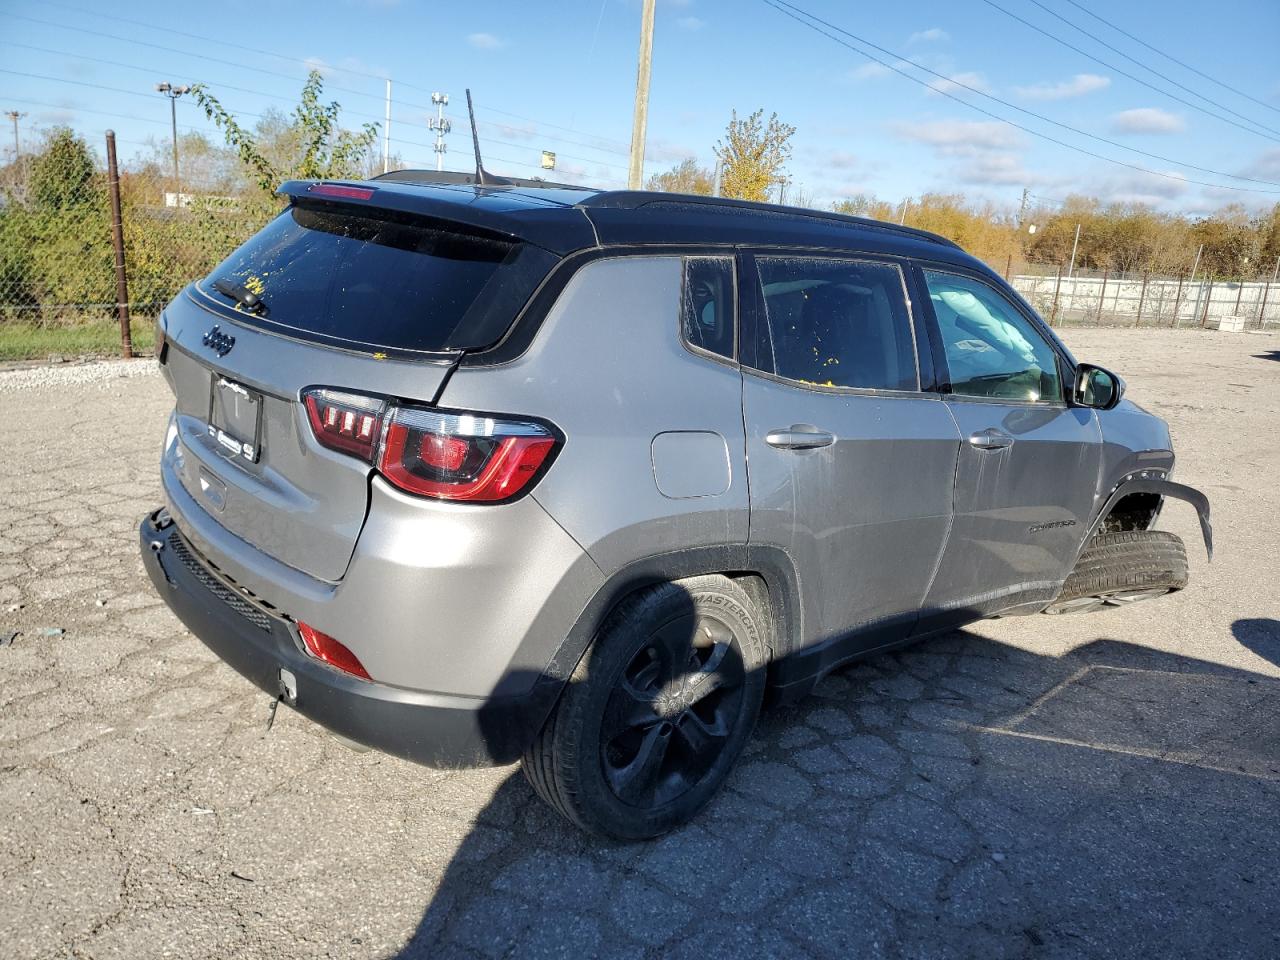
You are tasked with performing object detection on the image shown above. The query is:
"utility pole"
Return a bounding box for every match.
[627,0,657,189]
[5,110,22,164]
[155,82,190,204]
[899,199,909,225]
[383,80,392,174]
[712,157,722,197]
[1067,223,1081,278]
[1017,187,1028,226]
[429,93,451,172]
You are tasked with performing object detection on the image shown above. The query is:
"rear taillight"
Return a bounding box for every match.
[300,387,559,503]
[298,621,371,680]
[303,388,388,461]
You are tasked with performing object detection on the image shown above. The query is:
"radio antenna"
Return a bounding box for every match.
[466,89,510,187]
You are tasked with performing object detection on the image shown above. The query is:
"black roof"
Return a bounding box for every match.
[278,172,978,269]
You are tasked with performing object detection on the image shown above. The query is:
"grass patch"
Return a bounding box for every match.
[0,321,156,361]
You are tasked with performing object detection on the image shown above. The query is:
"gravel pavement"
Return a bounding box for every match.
[1,328,1278,959]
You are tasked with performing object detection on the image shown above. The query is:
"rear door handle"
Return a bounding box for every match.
[968,428,1014,451]
[765,426,836,450]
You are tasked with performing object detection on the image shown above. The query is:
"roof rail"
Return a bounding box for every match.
[371,169,595,192]
[578,190,959,248]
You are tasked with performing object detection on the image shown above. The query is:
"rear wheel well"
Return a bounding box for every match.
[1099,491,1161,534]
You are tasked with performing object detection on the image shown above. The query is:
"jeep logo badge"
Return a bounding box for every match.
[202,325,236,357]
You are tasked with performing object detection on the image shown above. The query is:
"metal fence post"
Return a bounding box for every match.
[1171,272,1184,327]
[1096,267,1109,324]
[1199,279,1214,328]
[1135,271,1148,326]
[1050,262,1062,324]
[105,130,132,359]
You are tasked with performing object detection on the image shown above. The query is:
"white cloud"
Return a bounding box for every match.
[848,59,916,82]
[827,151,863,171]
[303,55,389,79]
[908,27,949,44]
[1014,73,1110,101]
[1242,148,1280,180]
[1110,108,1186,134]
[892,119,1022,155]
[955,152,1034,186]
[676,16,705,31]
[926,71,990,96]
[467,32,507,50]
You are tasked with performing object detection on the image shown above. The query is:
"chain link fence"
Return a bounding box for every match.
[1,130,275,360]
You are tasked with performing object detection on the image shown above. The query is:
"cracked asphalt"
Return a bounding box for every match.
[2,328,1279,960]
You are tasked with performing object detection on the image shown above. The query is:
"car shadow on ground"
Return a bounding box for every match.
[1252,350,1280,362]
[390,621,1280,960]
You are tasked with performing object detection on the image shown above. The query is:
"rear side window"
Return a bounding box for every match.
[202,203,523,354]
[681,257,735,360]
[752,257,918,391]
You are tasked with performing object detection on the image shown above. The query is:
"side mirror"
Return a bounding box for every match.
[1073,363,1125,410]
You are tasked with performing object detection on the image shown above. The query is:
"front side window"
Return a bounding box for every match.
[922,270,1063,403]
[681,257,735,360]
[753,257,918,391]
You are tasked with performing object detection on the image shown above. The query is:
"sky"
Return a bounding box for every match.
[3,0,1279,217]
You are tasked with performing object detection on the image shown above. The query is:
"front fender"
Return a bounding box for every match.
[1088,475,1213,561]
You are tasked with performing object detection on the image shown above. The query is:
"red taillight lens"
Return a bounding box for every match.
[301,388,559,502]
[303,388,386,461]
[308,183,375,201]
[298,622,372,680]
[379,407,558,502]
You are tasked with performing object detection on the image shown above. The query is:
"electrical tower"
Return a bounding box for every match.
[429,93,451,172]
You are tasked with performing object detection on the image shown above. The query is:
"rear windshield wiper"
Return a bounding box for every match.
[211,278,268,316]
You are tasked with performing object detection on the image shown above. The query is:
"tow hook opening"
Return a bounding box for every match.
[278,667,298,707]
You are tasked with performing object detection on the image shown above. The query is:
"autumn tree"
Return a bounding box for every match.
[646,158,714,195]
[714,109,795,202]
[831,194,896,221]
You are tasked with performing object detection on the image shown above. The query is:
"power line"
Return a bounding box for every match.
[977,0,1280,144]
[0,21,637,162]
[760,0,1280,191]
[1061,0,1280,118]
[0,12,409,108]
[1022,0,1280,138]
[759,0,1280,195]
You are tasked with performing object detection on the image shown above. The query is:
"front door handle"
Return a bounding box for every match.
[766,425,836,450]
[968,428,1014,451]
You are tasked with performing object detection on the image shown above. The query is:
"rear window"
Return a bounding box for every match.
[202,203,530,354]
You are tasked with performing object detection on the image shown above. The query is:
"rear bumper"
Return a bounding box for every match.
[139,509,556,767]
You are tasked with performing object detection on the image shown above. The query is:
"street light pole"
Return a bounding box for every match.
[627,0,656,189]
[155,82,190,204]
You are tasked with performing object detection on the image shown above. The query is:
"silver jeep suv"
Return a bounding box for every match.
[141,173,1211,839]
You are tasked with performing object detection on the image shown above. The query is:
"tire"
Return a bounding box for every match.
[1043,530,1188,615]
[521,575,768,840]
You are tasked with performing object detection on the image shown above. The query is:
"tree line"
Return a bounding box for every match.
[5,82,1279,332]
[652,110,1280,282]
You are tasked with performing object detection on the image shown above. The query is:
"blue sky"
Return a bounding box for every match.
[3,0,1279,216]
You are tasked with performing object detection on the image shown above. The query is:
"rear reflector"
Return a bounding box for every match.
[298,622,372,680]
[308,183,375,201]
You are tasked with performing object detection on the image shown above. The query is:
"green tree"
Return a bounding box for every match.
[29,128,98,211]
[192,71,380,195]
[646,157,714,195]
[713,109,795,202]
